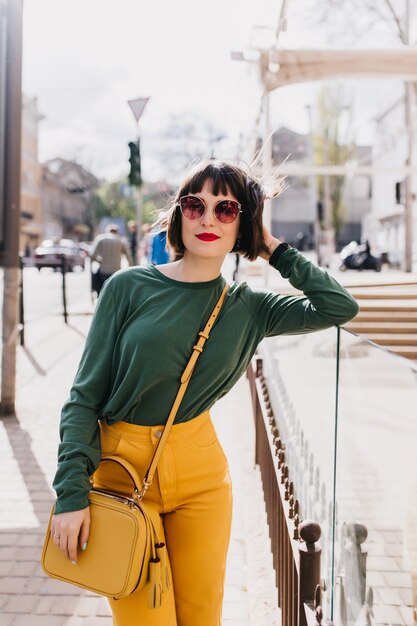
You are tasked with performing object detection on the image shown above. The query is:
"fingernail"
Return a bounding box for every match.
[82,542,88,551]
[71,561,77,565]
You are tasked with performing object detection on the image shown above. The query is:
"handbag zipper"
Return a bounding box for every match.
[92,489,140,509]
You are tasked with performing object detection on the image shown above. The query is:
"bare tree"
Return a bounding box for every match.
[293,0,408,47]
[314,84,356,238]
[148,113,227,184]
[293,0,415,270]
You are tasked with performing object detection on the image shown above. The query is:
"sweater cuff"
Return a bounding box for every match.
[268,243,291,266]
[268,244,297,277]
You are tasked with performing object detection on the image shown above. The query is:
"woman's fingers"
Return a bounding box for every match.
[79,509,91,551]
[67,532,79,564]
[50,507,90,563]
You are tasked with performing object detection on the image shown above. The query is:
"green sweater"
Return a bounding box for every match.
[53,248,359,513]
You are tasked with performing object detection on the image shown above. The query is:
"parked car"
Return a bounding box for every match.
[33,239,87,271]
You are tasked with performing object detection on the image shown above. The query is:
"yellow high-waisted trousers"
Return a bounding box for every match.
[93,411,233,626]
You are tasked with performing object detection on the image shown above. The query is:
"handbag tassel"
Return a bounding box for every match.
[155,542,170,592]
[148,558,163,609]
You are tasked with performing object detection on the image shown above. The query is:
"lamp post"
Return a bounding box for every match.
[306,104,321,265]
[127,97,149,263]
[404,0,414,272]
[0,0,23,415]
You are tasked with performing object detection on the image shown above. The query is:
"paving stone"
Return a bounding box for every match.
[76,618,113,626]
[223,600,250,620]
[24,576,45,594]
[367,569,387,586]
[40,578,81,595]
[225,564,247,587]
[4,593,40,613]
[0,547,18,560]
[0,561,13,576]
[384,572,414,588]
[399,606,415,626]
[386,542,406,557]
[63,618,83,626]
[368,555,401,572]
[0,576,27,593]
[35,595,84,616]
[74,596,101,616]
[96,597,112,616]
[374,585,403,606]
[14,616,67,626]
[0,533,20,546]
[399,587,413,605]
[373,603,404,624]
[17,533,45,547]
[10,561,39,577]
[14,547,42,561]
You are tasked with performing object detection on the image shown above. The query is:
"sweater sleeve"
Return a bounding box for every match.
[251,247,359,337]
[52,279,119,514]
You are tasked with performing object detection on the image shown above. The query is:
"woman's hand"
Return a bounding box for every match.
[51,507,90,564]
[258,225,281,261]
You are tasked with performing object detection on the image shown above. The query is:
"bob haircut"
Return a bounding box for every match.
[159,160,281,261]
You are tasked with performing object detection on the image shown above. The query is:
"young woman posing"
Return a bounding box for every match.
[51,160,358,626]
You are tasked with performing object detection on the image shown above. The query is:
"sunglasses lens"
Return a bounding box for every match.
[180,196,205,220]
[214,201,240,224]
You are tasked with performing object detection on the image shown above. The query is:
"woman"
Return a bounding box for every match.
[51,159,358,625]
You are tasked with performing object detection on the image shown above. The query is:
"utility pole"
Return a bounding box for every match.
[306,105,321,265]
[0,0,23,415]
[127,97,149,263]
[404,0,414,272]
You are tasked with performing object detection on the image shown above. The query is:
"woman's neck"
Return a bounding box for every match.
[161,253,224,283]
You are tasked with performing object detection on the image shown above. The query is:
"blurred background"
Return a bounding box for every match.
[16,0,417,270]
[1,3,417,625]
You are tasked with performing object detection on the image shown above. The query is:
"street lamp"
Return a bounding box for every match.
[127,97,149,263]
[305,104,321,265]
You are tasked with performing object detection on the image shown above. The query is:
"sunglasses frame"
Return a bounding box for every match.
[178,194,242,224]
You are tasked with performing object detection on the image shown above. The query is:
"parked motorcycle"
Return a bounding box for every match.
[339,241,382,272]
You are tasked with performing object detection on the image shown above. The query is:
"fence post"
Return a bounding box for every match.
[336,522,368,626]
[18,253,24,346]
[299,520,322,626]
[61,255,68,324]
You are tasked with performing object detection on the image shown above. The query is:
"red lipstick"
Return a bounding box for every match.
[196,233,220,242]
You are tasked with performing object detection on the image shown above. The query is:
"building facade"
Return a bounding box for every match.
[40,158,100,242]
[20,94,43,255]
[363,91,417,265]
[270,126,372,250]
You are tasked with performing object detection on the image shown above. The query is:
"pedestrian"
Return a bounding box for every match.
[90,224,133,295]
[127,220,138,263]
[139,223,152,265]
[148,228,170,265]
[50,159,358,626]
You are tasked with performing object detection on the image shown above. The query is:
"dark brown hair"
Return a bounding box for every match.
[159,160,279,261]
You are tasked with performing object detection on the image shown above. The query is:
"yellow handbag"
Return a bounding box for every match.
[41,284,228,607]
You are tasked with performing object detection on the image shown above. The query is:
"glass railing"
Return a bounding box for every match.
[259,327,417,625]
[335,329,417,626]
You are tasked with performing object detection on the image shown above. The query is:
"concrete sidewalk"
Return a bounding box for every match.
[4,251,413,625]
[238,251,417,293]
[0,306,279,626]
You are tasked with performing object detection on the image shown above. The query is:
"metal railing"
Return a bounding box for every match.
[247,356,331,626]
[18,255,94,345]
[250,325,417,626]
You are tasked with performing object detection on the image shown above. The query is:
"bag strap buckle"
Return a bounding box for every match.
[136,478,152,501]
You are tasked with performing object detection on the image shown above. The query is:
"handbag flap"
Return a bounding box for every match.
[41,491,152,598]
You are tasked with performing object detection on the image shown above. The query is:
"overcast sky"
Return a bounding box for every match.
[22,0,409,183]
